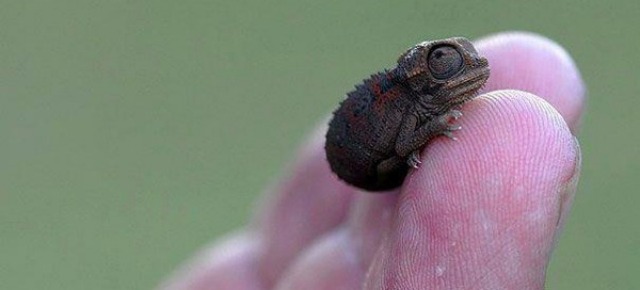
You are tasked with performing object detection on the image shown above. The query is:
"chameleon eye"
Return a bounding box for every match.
[428,46,463,79]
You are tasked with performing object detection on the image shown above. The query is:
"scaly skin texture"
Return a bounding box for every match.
[325,37,490,191]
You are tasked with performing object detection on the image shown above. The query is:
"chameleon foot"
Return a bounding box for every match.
[407,150,422,168]
[443,124,462,140]
[439,110,463,140]
[448,109,463,120]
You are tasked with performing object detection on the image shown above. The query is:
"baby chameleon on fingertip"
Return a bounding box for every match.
[325,37,490,192]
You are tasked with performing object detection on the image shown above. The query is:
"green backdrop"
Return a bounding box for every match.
[2,1,639,289]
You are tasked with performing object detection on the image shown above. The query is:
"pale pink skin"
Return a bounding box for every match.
[159,32,585,290]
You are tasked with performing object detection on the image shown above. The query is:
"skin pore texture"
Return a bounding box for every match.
[159,32,585,290]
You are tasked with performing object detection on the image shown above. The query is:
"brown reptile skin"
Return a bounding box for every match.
[325,37,490,191]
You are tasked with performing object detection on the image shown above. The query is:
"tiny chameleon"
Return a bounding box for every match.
[325,37,490,192]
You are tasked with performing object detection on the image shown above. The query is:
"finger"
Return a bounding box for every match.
[271,183,402,289]
[274,229,365,290]
[158,232,262,290]
[251,122,357,287]
[364,91,580,289]
[476,31,586,132]
[160,124,365,290]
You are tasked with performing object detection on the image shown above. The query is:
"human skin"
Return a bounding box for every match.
[158,31,585,290]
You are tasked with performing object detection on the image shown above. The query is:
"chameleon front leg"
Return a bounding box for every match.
[395,110,463,167]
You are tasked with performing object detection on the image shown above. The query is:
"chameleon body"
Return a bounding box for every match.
[325,37,490,191]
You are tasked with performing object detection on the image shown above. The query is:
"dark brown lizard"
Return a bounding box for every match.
[325,37,490,192]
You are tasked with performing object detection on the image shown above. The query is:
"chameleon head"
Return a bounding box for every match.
[396,37,490,108]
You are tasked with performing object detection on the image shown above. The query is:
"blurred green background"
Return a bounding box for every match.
[1,1,638,289]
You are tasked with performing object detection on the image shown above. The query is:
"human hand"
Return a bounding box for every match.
[159,31,585,290]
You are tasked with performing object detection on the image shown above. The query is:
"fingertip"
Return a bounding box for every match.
[157,232,262,290]
[378,90,580,288]
[274,229,364,290]
[406,90,577,197]
[475,31,586,133]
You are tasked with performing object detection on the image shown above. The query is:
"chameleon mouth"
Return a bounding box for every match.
[448,66,490,102]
